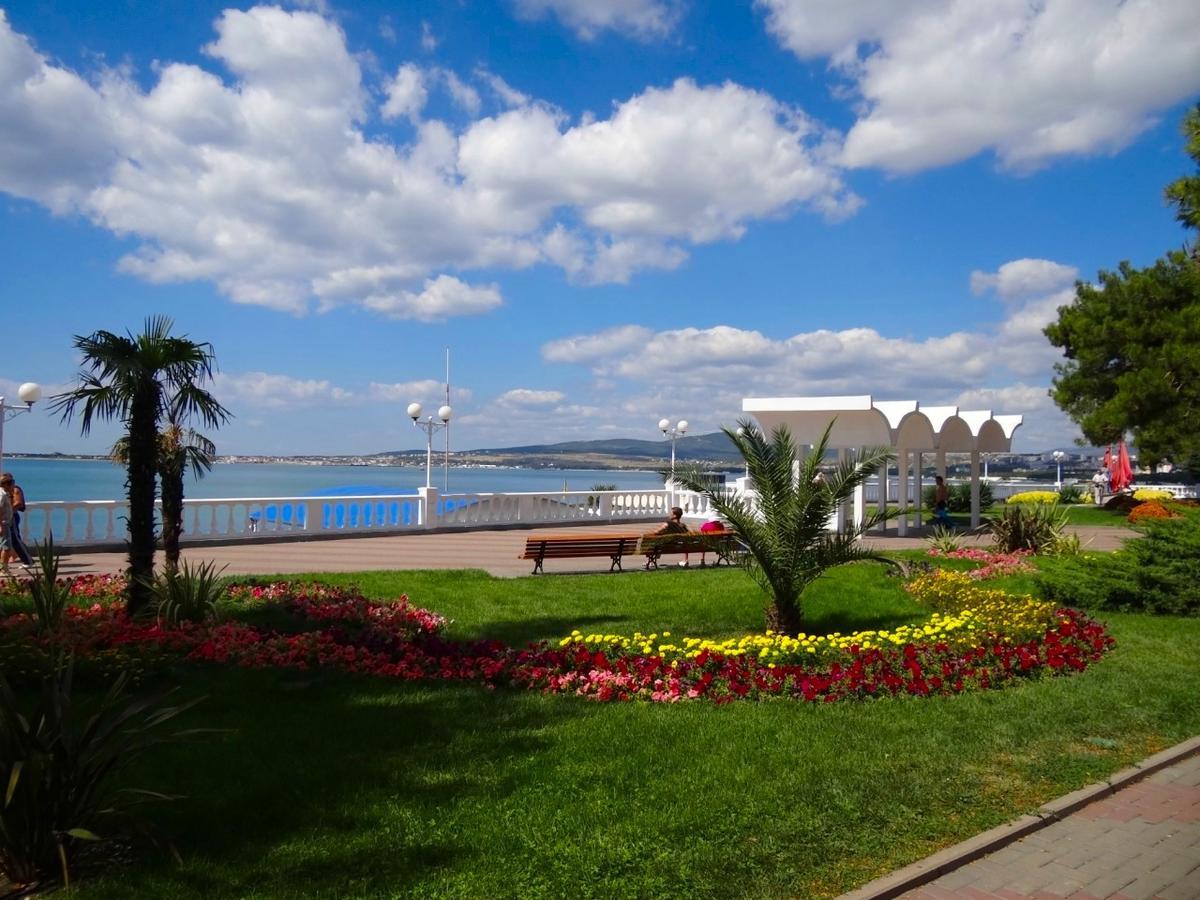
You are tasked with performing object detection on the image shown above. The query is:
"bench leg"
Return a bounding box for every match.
[644,552,659,570]
[610,554,623,572]
[533,556,544,575]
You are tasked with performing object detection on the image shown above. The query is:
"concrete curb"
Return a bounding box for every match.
[837,735,1200,900]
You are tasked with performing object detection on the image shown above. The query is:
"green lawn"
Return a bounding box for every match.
[61,562,1200,899]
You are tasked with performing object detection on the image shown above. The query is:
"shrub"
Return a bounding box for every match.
[1133,488,1174,501]
[150,560,227,626]
[922,482,994,512]
[987,502,1068,553]
[1006,490,1061,505]
[1058,486,1084,504]
[0,664,202,890]
[1038,507,1200,615]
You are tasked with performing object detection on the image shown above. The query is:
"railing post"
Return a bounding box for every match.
[418,486,439,529]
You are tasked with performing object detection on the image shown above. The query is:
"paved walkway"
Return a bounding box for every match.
[843,740,1200,900]
[53,523,1136,579]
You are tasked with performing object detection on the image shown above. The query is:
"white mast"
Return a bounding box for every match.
[443,347,450,491]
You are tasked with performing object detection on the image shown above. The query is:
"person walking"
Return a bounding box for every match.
[0,478,13,577]
[932,475,953,527]
[0,473,32,568]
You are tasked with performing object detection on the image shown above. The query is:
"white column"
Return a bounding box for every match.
[969,447,981,527]
[835,447,847,531]
[875,456,887,532]
[936,449,946,478]
[914,451,924,527]
[897,447,908,536]
[853,446,866,531]
[418,486,440,529]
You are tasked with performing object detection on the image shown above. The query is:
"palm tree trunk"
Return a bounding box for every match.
[766,598,805,637]
[160,462,183,575]
[126,387,159,615]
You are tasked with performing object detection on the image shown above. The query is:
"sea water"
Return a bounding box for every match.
[2,458,667,504]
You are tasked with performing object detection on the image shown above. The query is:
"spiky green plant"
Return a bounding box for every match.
[149,560,227,626]
[0,663,203,890]
[672,418,894,635]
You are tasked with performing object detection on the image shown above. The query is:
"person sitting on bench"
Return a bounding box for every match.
[650,506,691,565]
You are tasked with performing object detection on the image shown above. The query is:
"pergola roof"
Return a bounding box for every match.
[742,395,1023,453]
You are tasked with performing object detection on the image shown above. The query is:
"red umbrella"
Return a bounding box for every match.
[1112,441,1134,492]
[1103,445,1113,471]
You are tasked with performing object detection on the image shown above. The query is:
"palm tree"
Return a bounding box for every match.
[51,317,230,615]
[672,418,894,636]
[112,423,217,575]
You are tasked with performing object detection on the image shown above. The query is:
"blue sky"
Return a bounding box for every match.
[1,0,1197,456]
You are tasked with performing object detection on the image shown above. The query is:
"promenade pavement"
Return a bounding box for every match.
[52,522,1136,578]
[844,740,1200,900]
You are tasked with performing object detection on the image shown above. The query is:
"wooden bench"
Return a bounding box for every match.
[520,533,643,574]
[636,532,744,569]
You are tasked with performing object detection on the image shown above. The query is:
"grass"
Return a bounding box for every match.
[942,502,1131,528]
[49,560,1200,899]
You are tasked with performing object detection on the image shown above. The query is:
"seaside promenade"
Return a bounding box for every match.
[51,522,1137,578]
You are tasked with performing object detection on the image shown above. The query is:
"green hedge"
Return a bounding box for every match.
[1037,507,1200,616]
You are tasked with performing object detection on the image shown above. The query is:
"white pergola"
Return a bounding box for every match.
[742,395,1023,533]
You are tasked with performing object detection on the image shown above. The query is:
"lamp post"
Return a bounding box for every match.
[735,426,751,480]
[658,417,688,502]
[0,382,43,472]
[407,402,452,489]
[1052,450,1066,490]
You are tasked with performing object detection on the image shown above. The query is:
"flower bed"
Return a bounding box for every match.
[926,547,1034,580]
[1005,491,1061,505]
[0,576,1114,705]
[1132,488,1174,502]
[1128,500,1178,524]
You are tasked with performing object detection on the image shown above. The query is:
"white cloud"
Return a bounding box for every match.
[970,259,1079,302]
[542,325,654,364]
[760,0,1200,172]
[474,67,530,108]
[438,68,481,116]
[0,10,857,313]
[513,0,683,40]
[369,380,472,403]
[362,275,503,322]
[497,388,567,406]
[381,63,426,122]
[420,21,437,52]
[213,371,353,408]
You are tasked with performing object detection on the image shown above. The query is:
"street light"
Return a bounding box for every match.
[408,402,452,489]
[0,382,43,472]
[659,417,688,500]
[1052,450,1066,490]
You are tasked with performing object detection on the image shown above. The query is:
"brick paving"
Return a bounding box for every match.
[882,750,1200,900]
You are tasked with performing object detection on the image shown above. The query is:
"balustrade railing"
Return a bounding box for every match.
[21,489,674,548]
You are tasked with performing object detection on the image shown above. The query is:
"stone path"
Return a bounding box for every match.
[842,740,1200,900]
[53,523,1136,579]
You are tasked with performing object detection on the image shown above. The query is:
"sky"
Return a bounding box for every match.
[1,0,1198,457]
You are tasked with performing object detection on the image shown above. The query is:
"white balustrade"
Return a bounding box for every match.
[21,489,674,547]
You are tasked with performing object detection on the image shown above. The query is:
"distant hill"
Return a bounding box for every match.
[378,431,744,466]
[478,432,742,461]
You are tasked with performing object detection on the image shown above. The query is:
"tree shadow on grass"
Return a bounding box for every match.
[465,613,628,647]
[89,666,587,898]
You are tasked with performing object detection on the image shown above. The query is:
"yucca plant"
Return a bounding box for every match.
[28,537,73,637]
[149,560,227,626]
[672,418,894,636]
[927,525,962,553]
[0,663,202,890]
[987,502,1069,553]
